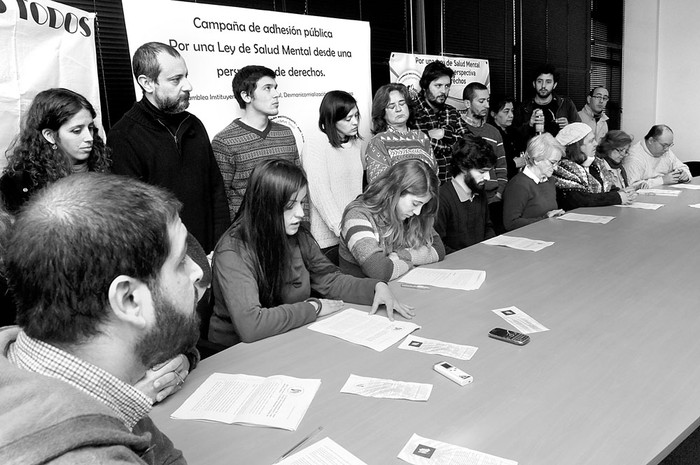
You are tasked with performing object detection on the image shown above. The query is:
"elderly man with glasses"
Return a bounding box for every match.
[579,86,610,143]
[624,124,691,188]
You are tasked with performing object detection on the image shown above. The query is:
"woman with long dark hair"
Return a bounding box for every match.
[210,159,413,346]
[301,90,364,264]
[365,83,437,183]
[340,159,445,280]
[1,88,110,212]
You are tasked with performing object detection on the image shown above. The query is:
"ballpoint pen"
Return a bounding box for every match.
[401,283,431,290]
[274,426,323,463]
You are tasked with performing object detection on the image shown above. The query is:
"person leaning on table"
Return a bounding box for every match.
[502,133,566,231]
[209,159,414,347]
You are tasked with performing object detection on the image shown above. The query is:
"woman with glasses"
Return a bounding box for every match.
[592,130,634,190]
[365,83,437,183]
[502,133,566,231]
[553,123,635,211]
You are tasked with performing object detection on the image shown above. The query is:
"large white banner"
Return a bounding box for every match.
[389,52,490,111]
[0,0,101,170]
[121,0,372,150]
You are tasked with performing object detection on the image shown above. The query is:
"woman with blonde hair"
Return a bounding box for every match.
[340,159,444,280]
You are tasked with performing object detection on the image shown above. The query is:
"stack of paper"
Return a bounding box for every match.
[308,308,421,351]
[615,202,664,210]
[340,374,432,401]
[398,335,478,360]
[557,212,615,224]
[483,235,554,252]
[669,183,700,190]
[398,268,486,291]
[637,188,681,196]
[171,373,319,431]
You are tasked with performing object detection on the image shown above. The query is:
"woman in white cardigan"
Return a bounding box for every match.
[301,90,365,264]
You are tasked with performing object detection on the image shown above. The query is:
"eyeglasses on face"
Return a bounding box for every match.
[591,95,609,102]
[654,139,674,150]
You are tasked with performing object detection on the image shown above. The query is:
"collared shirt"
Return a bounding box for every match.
[451,177,476,202]
[578,104,609,143]
[412,94,471,182]
[8,330,152,431]
[523,166,544,184]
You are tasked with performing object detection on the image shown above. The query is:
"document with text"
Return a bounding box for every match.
[492,306,549,334]
[398,335,478,360]
[483,235,554,252]
[308,308,421,351]
[340,374,432,401]
[637,188,681,196]
[277,437,368,465]
[615,202,664,210]
[398,434,518,465]
[557,212,615,224]
[398,268,486,291]
[171,373,320,431]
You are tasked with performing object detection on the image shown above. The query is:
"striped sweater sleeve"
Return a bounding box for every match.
[341,207,412,281]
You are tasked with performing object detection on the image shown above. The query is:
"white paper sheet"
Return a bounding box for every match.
[491,306,549,334]
[637,188,681,196]
[170,373,319,431]
[397,434,518,465]
[689,203,700,209]
[615,202,664,210]
[277,437,368,465]
[398,268,486,291]
[557,212,615,224]
[668,183,700,190]
[482,235,554,252]
[398,335,478,360]
[340,374,432,401]
[307,308,421,351]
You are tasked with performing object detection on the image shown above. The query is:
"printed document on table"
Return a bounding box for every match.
[308,308,421,351]
[482,235,554,252]
[689,203,700,209]
[615,202,664,210]
[171,373,319,431]
[492,306,549,334]
[637,188,681,196]
[340,374,432,401]
[557,212,615,224]
[668,183,700,190]
[398,433,518,465]
[398,335,478,360]
[398,268,486,291]
[277,437,368,465]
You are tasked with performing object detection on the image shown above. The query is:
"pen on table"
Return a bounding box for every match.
[274,426,323,463]
[401,283,431,290]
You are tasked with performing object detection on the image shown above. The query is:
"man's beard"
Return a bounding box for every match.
[134,286,200,368]
[537,88,552,99]
[426,91,446,109]
[155,92,190,114]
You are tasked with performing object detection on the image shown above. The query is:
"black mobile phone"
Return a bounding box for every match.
[488,327,530,346]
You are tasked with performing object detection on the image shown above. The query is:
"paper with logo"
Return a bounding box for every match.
[277,437,368,465]
[557,212,615,224]
[398,335,478,360]
[482,235,554,252]
[397,434,517,465]
[308,308,420,351]
[398,268,486,291]
[340,374,432,401]
[171,373,320,431]
[491,306,549,334]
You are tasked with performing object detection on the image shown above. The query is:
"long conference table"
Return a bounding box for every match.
[152,180,700,465]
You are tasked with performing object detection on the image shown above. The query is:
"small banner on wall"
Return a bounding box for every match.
[0,0,101,170]
[121,0,372,151]
[389,52,490,111]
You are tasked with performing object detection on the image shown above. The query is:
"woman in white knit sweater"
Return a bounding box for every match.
[301,90,364,264]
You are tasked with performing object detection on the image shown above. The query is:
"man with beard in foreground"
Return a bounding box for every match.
[412,61,471,183]
[108,42,229,254]
[435,135,497,254]
[0,174,203,464]
[516,63,580,140]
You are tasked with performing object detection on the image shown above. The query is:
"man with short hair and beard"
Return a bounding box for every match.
[0,173,202,464]
[516,63,580,139]
[108,42,229,253]
[412,61,471,183]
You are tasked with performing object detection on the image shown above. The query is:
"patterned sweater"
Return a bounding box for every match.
[553,159,621,210]
[339,203,445,281]
[301,134,364,248]
[365,127,438,183]
[212,119,300,219]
